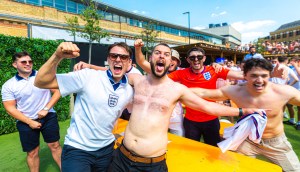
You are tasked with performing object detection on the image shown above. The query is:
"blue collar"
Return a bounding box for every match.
[15,70,36,81]
[106,70,128,91]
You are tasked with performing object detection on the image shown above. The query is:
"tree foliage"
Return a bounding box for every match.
[136,21,160,57]
[65,0,110,64]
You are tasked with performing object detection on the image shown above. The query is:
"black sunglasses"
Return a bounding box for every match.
[188,55,204,61]
[20,60,33,65]
[108,53,130,61]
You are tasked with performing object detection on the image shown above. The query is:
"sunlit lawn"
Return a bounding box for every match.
[0,117,299,172]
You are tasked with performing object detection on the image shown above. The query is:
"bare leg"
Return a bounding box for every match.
[27,146,40,172]
[287,104,295,124]
[47,141,62,170]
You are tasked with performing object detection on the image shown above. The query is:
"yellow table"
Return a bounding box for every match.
[114,119,281,172]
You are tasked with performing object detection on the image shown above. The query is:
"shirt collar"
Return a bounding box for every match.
[106,69,128,84]
[15,70,36,81]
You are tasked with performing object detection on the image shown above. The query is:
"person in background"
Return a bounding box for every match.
[244,46,264,61]
[286,56,300,130]
[1,51,62,172]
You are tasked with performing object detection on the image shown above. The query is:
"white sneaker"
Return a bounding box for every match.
[283,112,289,118]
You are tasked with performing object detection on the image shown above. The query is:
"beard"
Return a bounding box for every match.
[150,61,170,78]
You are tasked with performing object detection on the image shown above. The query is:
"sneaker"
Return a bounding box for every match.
[283,112,289,118]
[283,120,296,125]
[296,124,300,130]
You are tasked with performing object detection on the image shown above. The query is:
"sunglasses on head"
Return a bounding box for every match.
[188,55,204,61]
[20,60,33,65]
[108,53,130,61]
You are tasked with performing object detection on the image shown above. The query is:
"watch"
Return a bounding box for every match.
[43,107,50,111]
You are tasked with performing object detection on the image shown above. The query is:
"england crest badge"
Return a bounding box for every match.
[203,72,211,80]
[108,94,119,107]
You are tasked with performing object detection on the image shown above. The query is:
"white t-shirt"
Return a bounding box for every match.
[271,65,297,85]
[1,70,55,119]
[289,67,300,90]
[57,69,134,151]
[127,66,142,75]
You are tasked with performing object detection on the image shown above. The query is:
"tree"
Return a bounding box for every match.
[65,0,110,64]
[136,21,160,58]
[253,37,266,55]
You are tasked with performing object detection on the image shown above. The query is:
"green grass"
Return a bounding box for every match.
[0,118,299,172]
[0,120,70,172]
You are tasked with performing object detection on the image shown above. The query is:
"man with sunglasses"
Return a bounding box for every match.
[166,47,246,146]
[1,51,62,171]
[34,42,134,172]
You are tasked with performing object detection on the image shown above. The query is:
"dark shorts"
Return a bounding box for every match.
[17,112,60,152]
[183,117,220,146]
[108,144,168,172]
[62,142,114,172]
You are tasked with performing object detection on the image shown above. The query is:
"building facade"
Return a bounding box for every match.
[202,23,241,49]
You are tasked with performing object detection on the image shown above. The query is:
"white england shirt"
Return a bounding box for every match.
[57,69,134,151]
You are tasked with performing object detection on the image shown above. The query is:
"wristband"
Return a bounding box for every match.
[239,108,243,117]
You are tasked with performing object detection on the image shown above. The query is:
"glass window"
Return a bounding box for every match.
[283,33,287,38]
[42,0,53,7]
[104,12,112,21]
[77,3,85,13]
[289,31,294,37]
[120,16,126,23]
[112,14,119,22]
[67,0,76,13]
[55,0,66,11]
[27,0,40,5]
[276,35,281,39]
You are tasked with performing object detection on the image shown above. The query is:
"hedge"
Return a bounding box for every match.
[0,34,71,135]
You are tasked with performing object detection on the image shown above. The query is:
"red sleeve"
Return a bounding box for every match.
[168,70,181,82]
[217,68,230,80]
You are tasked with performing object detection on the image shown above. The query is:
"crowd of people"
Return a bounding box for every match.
[1,40,300,172]
[234,40,300,55]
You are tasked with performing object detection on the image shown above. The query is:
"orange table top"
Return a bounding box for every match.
[114,119,281,172]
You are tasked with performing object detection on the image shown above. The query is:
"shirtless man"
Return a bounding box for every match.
[191,58,300,172]
[34,42,263,172]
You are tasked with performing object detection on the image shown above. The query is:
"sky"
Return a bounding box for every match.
[100,0,300,45]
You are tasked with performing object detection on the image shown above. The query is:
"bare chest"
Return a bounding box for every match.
[133,81,176,113]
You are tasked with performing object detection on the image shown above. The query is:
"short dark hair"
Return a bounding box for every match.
[278,56,288,63]
[12,51,31,62]
[186,47,205,57]
[107,42,132,58]
[249,46,256,51]
[151,43,171,55]
[243,58,273,75]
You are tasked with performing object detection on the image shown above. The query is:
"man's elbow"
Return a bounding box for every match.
[34,78,44,88]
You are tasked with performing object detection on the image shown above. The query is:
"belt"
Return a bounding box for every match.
[119,144,166,163]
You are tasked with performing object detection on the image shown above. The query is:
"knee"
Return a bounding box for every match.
[27,147,39,158]
[48,141,61,151]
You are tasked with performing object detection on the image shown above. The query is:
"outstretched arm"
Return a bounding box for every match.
[34,42,80,89]
[134,39,151,74]
[180,84,264,117]
[73,61,107,71]
[189,87,229,101]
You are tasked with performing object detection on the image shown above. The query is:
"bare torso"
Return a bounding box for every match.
[224,83,293,138]
[123,75,181,157]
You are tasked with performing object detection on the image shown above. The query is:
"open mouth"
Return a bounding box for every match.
[156,61,165,72]
[254,83,264,90]
[114,65,123,74]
